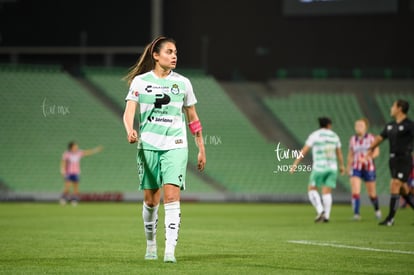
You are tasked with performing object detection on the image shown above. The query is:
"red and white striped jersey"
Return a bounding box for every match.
[62,150,84,175]
[349,133,376,171]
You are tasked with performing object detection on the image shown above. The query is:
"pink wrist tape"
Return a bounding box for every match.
[188,120,202,135]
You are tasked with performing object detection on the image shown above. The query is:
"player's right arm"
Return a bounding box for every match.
[60,159,66,177]
[123,101,138,144]
[346,144,354,176]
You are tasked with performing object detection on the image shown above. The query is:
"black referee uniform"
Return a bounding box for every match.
[379,117,414,225]
[380,118,414,182]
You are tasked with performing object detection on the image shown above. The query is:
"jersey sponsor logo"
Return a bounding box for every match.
[145,85,153,93]
[145,85,170,93]
[154,93,171,108]
[171,84,180,95]
[147,116,173,123]
[168,223,176,230]
[153,109,168,115]
[155,117,173,123]
[175,139,183,144]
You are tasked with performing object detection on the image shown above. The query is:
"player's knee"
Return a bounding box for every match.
[144,196,160,207]
[163,184,180,203]
[164,196,179,204]
[144,199,158,207]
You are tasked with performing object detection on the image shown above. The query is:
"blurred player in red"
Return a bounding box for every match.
[60,141,103,206]
[347,118,381,220]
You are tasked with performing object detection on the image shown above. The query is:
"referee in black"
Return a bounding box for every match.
[368,99,414,226]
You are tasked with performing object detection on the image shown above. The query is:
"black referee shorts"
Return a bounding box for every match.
[389,155,412,183]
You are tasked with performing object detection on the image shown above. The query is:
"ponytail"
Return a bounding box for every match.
[124,36,174,85]
[124,43,153,85]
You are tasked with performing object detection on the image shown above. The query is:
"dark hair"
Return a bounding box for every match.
[395,99,409,114]
[124,36,176,85]
[68,141,76,150]
[318,117,332,128]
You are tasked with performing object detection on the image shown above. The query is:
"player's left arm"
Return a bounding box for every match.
[83,146,103,157]
[370,146,380,159]
[290,145,310,173]
[346,147,354,175]
[60,159,66,177]
[336,147,346,175]
[184,105,206,171]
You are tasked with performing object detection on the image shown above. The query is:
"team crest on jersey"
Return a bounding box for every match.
[399,125,404,131]
[387,125,393,131]
[171,84,180,95]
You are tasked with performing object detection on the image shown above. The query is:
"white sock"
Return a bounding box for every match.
[164,201,181,255]
[142,202,159,246]
[308,190,324,214]
[322,193,332,220]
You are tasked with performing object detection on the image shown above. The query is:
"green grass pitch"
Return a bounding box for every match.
[0,202,413,274]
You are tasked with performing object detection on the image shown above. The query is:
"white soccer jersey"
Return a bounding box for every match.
[125,70,197,150]
[305,128,342,172]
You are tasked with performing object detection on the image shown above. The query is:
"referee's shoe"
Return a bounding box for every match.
[379,218,394,226]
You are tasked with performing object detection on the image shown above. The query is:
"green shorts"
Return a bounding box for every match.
[309,170,337,189]
[137,148,188,190]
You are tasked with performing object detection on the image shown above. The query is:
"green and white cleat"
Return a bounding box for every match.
[144,246,158,260]
[164,253,176,263]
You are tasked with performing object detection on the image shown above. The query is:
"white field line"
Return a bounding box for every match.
[288,240,414,255]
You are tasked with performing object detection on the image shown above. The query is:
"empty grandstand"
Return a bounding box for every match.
[1,64,413,201]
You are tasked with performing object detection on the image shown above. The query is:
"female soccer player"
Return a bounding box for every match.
[60,141,103,206]
[123,36,206,263]
[347,118,381,220]
[291,117,345,223]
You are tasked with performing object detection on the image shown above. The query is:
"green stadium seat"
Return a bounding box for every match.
[4,65,410,197]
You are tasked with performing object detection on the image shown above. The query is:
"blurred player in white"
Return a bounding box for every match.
[347,118,381,220]
[123,36,206,263]
[60,141,103,206]
[291,117,345,222]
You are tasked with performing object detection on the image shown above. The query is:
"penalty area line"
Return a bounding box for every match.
[288,240,414,255]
